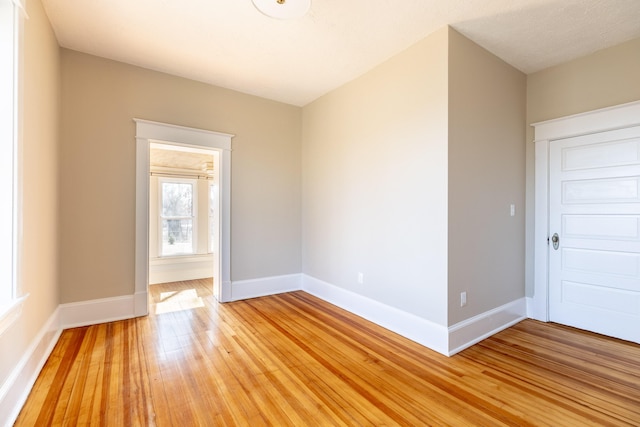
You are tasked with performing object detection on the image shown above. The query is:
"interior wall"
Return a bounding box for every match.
[302,27,450,326]
[59,50,301,303]
[525,37,640,297]
[447,28,526,325]
[0,0,60,390]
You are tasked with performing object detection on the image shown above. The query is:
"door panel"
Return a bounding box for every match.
[562,177,640,204]
[562,248,639,279]
[561,281,640,314]
[562,214,640,240]
[549,126,640,343]
[562,138,640,171]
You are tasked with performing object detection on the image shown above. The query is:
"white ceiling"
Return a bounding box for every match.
[150,148,213,172]
[41,0,640,106]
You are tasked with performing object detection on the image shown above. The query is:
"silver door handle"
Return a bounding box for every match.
[551,233,559,250]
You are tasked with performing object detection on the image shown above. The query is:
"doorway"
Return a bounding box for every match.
[532,101,640,344]
[133,119,233,317]
[148,143,217,294]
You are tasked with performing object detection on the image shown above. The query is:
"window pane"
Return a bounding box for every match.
[162,219,193,256]
[162,183,193,217]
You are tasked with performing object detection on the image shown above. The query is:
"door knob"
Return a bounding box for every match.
[551,233,559,250]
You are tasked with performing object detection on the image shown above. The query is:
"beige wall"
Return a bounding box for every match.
[0,0,60,389]
[302,28,450,325]
[303,27,527,327]
[447,29,526,324]
[525,37,640,296]
[59,50,301,302]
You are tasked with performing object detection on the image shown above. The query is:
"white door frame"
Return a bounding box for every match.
[531,100,640,321]
[133,119,233,316]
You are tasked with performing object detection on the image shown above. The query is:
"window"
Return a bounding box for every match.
[0,0,15,305]
[159,178,197,256]
[0,0,25,333]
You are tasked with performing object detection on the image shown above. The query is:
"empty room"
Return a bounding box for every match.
[1,0,640,425]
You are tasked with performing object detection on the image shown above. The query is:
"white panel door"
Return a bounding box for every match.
[549,126,640,343]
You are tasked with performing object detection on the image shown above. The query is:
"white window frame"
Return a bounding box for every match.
[158,177,198,257]
[0,0,28,336]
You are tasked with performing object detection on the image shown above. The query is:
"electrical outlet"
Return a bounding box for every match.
[358,272,364,284]
[460,291,467,307]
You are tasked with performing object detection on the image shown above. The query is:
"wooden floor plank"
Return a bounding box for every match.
[15,278,640,426]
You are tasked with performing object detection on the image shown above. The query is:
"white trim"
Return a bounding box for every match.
[12,0,25,300]
[219,148,232,302]
[134,129,150,315]
[59,295,136,329]
[532,100,640,322]
[531,100,640,141]
[134,119,233,306]
[301,274,449,356]
[532,137,550,321]
[0,307,60,427]
[448,298,526,356]
[135,119,232,150]
[231,274,302,301]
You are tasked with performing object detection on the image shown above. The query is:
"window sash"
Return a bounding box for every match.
[158,178,197,257]
[0,0,27,336]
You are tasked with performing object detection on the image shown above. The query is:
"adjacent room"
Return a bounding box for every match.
[1,0,639,425]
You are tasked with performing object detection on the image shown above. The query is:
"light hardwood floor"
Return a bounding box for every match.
[15,278,640,426]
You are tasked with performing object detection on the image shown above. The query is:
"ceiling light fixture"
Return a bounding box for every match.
[252,0,311,19]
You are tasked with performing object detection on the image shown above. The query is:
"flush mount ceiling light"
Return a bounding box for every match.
[252,0,311,19]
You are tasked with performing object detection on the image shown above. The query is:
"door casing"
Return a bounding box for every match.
[532,100,640,322]
[134,119,233,316]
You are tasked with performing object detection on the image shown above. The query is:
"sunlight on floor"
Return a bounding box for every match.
[155,289,205,314]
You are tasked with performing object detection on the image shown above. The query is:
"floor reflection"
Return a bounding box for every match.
[149,278,216,362]
[155,289,205,314]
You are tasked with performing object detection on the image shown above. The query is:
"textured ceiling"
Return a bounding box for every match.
[42,0,640,106]
[150,148,213,172]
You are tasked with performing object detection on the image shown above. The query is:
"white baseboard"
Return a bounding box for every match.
[0,308,61,427]
[301,275,527,357]
[448,298,527,355]
[60,294,137,329]
[231,274,302,301]
[301,274,450,356]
